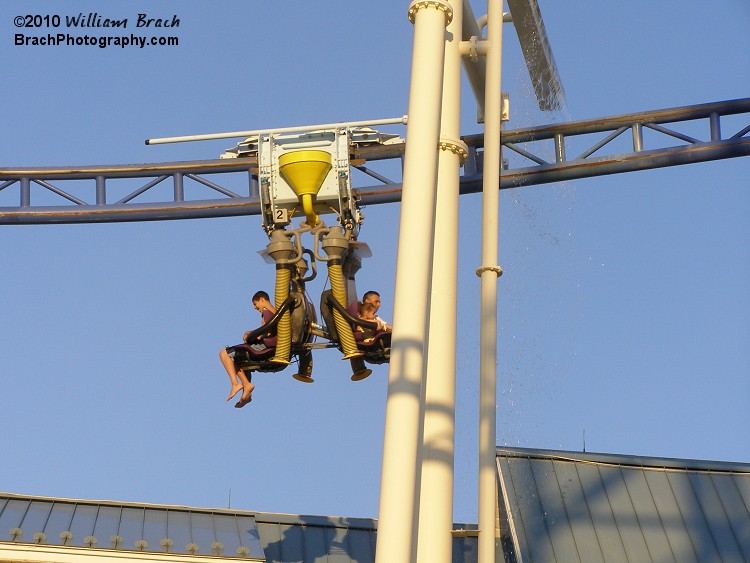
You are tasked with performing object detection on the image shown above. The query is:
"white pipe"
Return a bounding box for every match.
[374,1,451,562]
[476,11,512,32]
[416,0,463,561]
[460,1,512,124]
[145,116,408,145]
[460,0,487,122]
[478,0,503,562]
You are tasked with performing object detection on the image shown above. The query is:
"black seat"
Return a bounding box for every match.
[231,292,315,374]
[320,290,391,365]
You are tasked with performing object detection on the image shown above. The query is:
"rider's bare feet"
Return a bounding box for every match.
[227,383,243,402]
[234,383,255,408]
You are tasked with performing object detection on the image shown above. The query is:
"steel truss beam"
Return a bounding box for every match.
[0,98,748,225]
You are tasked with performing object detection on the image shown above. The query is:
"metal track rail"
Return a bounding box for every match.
[1,98,748,224]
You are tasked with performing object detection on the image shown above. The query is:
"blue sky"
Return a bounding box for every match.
[1,1,748,525]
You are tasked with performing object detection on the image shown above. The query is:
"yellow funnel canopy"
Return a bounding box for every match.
[278,150,332,226]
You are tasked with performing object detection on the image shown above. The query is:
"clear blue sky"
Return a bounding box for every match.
[1,1,748,525]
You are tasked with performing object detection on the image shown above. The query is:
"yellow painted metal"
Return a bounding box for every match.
[265,229,296,366]
[328,262,362,360]
[278,150,332,227]
[271,266,292,365]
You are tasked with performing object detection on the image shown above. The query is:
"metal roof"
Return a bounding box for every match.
[5,447,749,562]
[253,512,377,563]
[0,493,477,563]
[495,447,750,563]
[0,493,265,560]
[253,513,477,563]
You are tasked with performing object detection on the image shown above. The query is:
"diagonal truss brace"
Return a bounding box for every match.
[455,97,750,192]
[0,98,748,224]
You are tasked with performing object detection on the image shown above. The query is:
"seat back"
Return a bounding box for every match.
[319,290,338,342]
[233,292,317,373]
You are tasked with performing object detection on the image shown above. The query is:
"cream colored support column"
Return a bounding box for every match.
[375,2,451,563]
[416,1,464,562]
[477,1,503,562]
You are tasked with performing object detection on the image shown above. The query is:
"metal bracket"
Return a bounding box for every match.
[408,0,453,26]
[475,265,503,277]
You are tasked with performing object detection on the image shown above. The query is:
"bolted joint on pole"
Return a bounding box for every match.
[475,265,503,277]
[438,138,469,163]
[459,36,489,62]
[408,0,453,26]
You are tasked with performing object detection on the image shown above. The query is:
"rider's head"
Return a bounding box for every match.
[252,290,271,311]
[359,301,377,321]
[362,291,381,312]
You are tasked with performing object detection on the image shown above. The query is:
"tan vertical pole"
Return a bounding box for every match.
[416,0,464,562]
[478,0,503,562]
[375,2,451,562]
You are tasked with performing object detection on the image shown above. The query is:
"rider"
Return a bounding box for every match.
[362,290,391,332]
[219,291,277,408]
[356,301,380,342]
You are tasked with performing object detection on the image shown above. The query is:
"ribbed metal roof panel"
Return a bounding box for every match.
[253,514,377,563]
[0,493,477,562]
[496,447,750,563]
[0,493,265,559]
